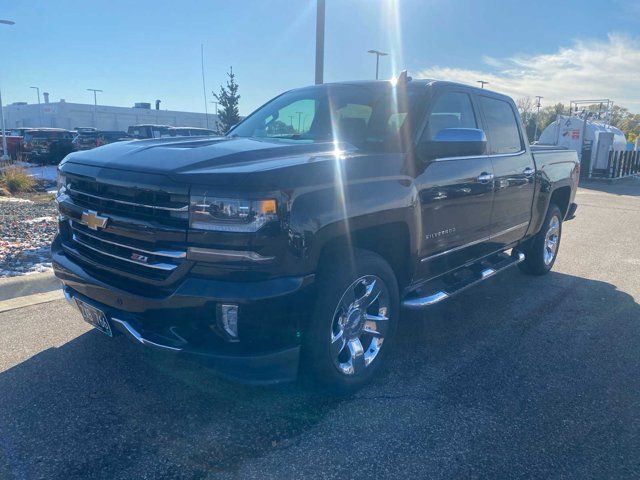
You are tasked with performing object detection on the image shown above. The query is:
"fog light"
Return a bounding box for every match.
[218,304,239,341]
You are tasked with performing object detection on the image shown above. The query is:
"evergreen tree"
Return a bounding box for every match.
[213,67,241,134]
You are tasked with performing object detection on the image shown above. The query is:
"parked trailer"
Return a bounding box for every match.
[538,115,626,177]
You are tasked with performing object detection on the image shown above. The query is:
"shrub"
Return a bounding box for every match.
[1,166,35,194]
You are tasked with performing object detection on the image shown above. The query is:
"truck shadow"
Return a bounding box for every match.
[1,270,639,478]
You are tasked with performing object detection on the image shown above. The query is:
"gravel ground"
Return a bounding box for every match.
[0,195,58,277]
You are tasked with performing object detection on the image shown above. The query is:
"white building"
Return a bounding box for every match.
[3,98,218,131]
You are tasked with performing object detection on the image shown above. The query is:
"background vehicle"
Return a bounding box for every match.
[54,78,579,391]
[127,124,170,139]
[167,127,217,137]
[21,128,75,164]
[72,130,131,151]
[0,134,23,160]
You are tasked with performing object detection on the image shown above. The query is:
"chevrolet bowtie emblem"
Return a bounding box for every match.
[81,210,109,230]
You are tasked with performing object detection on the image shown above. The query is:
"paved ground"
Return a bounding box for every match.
[1,180,639,479]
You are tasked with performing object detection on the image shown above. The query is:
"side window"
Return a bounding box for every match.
[387,112,408,135]
[423,92,477,141]
[263,99,316,136]
[479,97,523,154]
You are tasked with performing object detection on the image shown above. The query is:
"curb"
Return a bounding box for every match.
[0,290,64,313]
[0,271,61,302]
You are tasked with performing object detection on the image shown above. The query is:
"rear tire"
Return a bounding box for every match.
[518,204,563,275]
[303,249,399,394]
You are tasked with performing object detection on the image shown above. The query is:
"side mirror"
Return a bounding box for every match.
[418,128,487,161]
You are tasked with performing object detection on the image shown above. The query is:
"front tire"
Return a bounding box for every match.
[303,249,399,393]
[519,204,563,275]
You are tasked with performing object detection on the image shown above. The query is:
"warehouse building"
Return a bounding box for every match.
[3,95,217,131]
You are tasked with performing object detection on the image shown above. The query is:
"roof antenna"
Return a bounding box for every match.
[397,69,411,84]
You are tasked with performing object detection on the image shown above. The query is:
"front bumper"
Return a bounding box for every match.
[52,235,314,384]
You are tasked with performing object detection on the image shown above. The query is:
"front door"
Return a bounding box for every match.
[478,95,535,249]
[415,90,495,279]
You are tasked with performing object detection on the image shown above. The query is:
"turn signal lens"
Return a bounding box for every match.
[259,199,277,215]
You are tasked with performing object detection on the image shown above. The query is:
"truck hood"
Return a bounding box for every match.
[61,136,410,192]
[63,136,355,177]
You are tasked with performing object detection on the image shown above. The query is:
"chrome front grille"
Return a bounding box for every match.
[65,220,187,281]
[66,176,189,228]
[59,173,190,283]
[70,221,185,271]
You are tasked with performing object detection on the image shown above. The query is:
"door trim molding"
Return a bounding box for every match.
[420,221,529,263]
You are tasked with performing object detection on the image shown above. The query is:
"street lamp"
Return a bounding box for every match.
[315,0,325,85]
[367,50,389,80]
[295,111,304,132]
[533,96,543,142]
[87,88,103,128]
[30,86,42,126]
[477,80,489,89]
[0,19,15,161]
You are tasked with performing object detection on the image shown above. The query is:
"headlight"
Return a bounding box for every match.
[189,195,277,232]
[56,171,67,197]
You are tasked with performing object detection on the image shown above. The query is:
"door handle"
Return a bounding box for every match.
[523,167,535,177]
[476,172,494,183]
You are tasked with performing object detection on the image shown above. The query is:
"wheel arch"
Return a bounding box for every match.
[315,221,413,289]
[549,185,572,219]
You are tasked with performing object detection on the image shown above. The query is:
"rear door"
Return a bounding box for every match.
[478,95,535,248]
[415,89,495,278]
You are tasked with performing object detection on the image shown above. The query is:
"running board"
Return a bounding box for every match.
[402,251,525,309]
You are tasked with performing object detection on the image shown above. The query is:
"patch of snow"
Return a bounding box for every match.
[10,161,36,168]
[22,216,56,224]
[24,165,58,182]
[0,197,33,203]
[0,262,53,277]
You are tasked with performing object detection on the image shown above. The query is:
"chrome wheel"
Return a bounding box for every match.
[544,215,560,265]
[330,275,390,376]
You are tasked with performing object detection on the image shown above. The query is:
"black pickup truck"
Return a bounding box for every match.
[53,77,579,391]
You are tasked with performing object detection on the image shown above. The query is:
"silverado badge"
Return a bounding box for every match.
[80,210,109,231]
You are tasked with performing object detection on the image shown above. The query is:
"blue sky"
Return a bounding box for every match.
[2,0,639,114]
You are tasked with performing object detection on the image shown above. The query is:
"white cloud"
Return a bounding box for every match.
[416,34,640,112]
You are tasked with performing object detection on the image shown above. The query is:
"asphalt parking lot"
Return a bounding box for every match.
[1,180,639,480]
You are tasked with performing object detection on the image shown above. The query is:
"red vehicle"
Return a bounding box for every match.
[1,134,23,160]
[20,128,75,164]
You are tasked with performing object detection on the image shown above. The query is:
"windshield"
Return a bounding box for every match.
[230,84,423,152]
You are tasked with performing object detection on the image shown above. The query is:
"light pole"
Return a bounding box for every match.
[477,80,489,89]
[86,88,102,128]
[533,95,543,142]
[296,111,304,132]
[30,86,42,126]
[367,50,389,80]
[1,19,15,161]
[0,89,8,162]
[315,0,325,85]
[210,100,219,132]
[200,44,209,129]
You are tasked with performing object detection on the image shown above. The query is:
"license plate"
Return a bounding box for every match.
[75,299,112,337]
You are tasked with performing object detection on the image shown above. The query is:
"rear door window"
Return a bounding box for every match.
[479,96,523,155]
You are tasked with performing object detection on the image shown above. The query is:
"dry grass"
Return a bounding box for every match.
[0,166,36,194]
